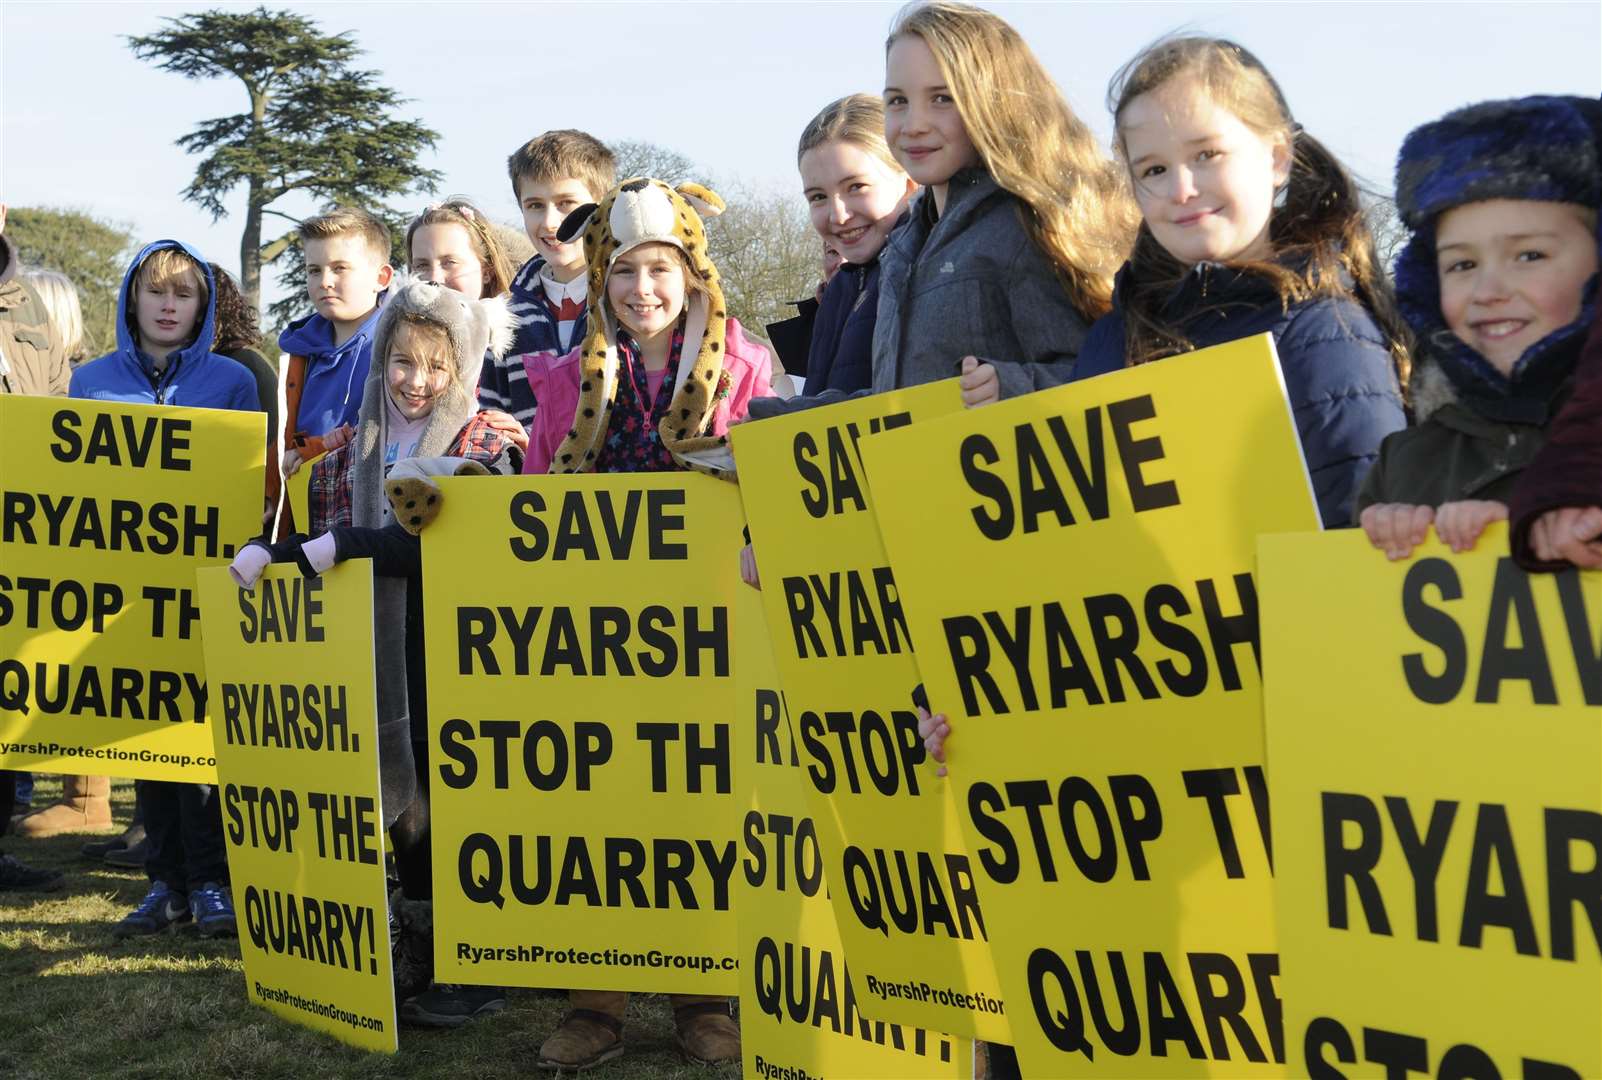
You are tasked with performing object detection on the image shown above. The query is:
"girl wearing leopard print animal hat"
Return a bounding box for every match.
[520,176,772,1070]
[522,176,774,478]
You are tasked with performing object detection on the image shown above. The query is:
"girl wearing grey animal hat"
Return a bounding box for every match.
[228,276,522,1024]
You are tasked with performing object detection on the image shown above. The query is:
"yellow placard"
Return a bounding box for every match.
[861,335,1318,1076]
[1262,523,1602,1077]
[196,560,396,1053]
[735,586,975,1077]
[422,473,744,993]
[0,396,264,781]
[733,381,1011,1042]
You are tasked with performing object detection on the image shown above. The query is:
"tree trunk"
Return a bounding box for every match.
[241,189,263,319]
[239,86,269,318]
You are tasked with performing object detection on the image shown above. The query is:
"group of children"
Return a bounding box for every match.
[9,1,1595,1074]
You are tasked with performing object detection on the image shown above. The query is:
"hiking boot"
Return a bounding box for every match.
[102,836,150,870]
[400,984,506,1028]
[114,881,190,937]
[14,775,113,837]
[190,881,236,938]
[389,889,433,1002]
[674,1000,740,1066]
[82,822,146,861]
[538,1008,625,1071]
[0,852,64,892]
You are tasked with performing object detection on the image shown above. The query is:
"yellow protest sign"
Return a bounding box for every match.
[422,473,743,993]
[733,381,1011,1042]
[196,560,396,1053]
[1262,523,1602,1078]
[861,335,1319,1076]
[736,587,974,1077]
[0,395,263,781]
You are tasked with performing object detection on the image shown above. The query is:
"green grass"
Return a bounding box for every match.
[0,778,742,1079]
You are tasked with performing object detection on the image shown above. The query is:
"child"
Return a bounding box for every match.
[796,93,916,395]
[875,2,1133,409]
[72,240,263,937]
[1359,96,1601,559]
[517,176,772,1069]
[276,207,394,499]
[229,277,521,1024]
[486,130,616,430]
[1509,313,1602,569]
[1069,35,1409,529]
[406,197,515,301]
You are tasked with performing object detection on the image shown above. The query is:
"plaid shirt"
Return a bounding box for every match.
[307,412,522,533]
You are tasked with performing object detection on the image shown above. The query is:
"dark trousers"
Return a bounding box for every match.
[143,780,228,892]
[390,740,431,901]
[0,771,14,838]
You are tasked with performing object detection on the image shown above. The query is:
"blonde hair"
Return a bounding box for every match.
[300,206,391,262]
[388,314,459,393]
[507,129,616,205]
[136,248,209,311]
[889,2,1136,321]
[1108,35,1411,390]
[21,269,85,362]
[405,197,516,299]
[797,94,903,175]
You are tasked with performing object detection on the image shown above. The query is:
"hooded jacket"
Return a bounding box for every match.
[69,240,257,411]
[1074,263,1406,528]
[0,233,72,398]
[277,298,385,438]
[1360,93,1602,521]
[481,252,590,428]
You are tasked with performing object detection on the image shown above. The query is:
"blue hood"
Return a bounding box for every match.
[114,239,218,374]
[276,296,387,438]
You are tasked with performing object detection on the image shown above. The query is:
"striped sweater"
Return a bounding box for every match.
[479,254,588,428]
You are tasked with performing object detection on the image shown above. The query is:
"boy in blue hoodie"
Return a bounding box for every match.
[276,207,393,494]
[484,130,615,429]
[71,240,262,938]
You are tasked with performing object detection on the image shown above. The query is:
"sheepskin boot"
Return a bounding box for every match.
[15,775,113,836]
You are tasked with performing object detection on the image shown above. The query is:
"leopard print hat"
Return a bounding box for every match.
[545,177,737,477]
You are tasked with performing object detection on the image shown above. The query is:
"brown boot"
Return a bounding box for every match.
[538,990,626,1071]
[15,776,113,837]
[672,996,740,1066]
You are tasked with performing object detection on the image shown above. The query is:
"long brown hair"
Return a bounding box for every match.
[1109,36,1411,390]
[889,2,1136,322]
[405,197,515,299]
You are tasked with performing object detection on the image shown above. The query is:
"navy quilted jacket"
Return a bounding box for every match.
[1073,263,1406,527]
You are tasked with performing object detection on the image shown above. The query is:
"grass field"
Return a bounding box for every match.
[0,778,742,1080]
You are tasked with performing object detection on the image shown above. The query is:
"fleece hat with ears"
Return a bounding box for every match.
[1392,95,1602,421]
[544,176,738,477]
[351,274,513,528]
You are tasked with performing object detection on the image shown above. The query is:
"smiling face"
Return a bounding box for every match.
[1436,199,1598,375]
[134,264,204,353]
[519,175,596,283]
[409,222,488,298]
[800,138,915,267]
[607,242,688,346]
[884,34,980,203]
[1120,75,1291,267]
[385,320,454,421]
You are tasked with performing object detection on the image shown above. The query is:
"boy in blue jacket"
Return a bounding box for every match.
[275,207,393,497]
[72,239,262,937]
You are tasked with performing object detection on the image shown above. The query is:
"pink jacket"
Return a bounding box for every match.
[523,318,775,474]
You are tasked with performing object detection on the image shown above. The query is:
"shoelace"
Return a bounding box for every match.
[134,885,178,916]
[190,886,229,915]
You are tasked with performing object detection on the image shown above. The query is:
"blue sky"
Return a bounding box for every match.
[4,1,1599,311]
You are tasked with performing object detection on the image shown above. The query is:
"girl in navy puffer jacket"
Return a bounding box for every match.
[1070,36,1409,528]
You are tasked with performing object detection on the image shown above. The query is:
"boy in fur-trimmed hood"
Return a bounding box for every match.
[1358,95,1602,559]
